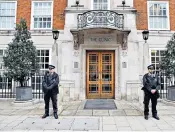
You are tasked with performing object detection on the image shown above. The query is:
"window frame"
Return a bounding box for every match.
[147,1,170,31]
[149,48,166,72]
[91,0,110,10]
[31,48,51,92]
[0,1,17,30]
[31,1,53,30]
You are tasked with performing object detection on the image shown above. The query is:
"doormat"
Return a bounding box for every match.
[84,99,117,110]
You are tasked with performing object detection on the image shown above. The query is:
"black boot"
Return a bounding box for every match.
[53,112,58,119]
[144,115,148,120]
[42,113,49,119]
[153,115,160,120]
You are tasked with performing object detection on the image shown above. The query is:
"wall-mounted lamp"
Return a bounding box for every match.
[122,0,125,10]
[142,30,149,43]
[76,0,79,7]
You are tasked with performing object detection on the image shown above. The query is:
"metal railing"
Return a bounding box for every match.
[78,10,124,29]
[0,74,44,99]
[158,72,175,99]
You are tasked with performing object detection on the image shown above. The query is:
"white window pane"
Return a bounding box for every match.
[43,22,46,28]
[33,2,52,28]
[94,0,97,3]
[163,9,166,16]
[163,17,167,28]
[34,22,38,28]
[0,2,16,29]
[47,22,51,28]
[149,5,153,15]
[93,0,108,10]
[39,22,42,28]
[149,2,168,29]
[149,17,153,28]
[43,18,46,21]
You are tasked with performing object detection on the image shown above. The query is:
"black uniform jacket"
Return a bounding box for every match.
[42,71,59,94]
[142,73,161,98]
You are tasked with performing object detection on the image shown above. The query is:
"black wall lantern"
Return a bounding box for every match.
[142,30,149,43]
[76,0,79,6]
[52,30,59,40]
[122,0,126,6]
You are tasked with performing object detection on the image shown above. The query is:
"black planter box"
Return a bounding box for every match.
[16,86,32,101]
[167,86,175,101]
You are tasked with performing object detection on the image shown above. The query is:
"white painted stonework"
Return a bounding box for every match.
[0,0,174,104]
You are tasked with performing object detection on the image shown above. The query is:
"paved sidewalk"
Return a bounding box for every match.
[1,115,175,131]
[0,99,175,131]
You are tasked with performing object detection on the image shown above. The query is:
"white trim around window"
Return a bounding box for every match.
[31,1,53,30]
[149,48,166,65]
[147,1,170,30]
[91,0,110,10]
[0,1,17,30]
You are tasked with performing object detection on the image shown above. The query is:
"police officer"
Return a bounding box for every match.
[42,65,59,119]
[142,64,160,120]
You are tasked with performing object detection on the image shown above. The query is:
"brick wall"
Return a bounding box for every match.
[134,0,175,30]
[16,0,31,29]
[16,0,67,30]
[53,0,67,30]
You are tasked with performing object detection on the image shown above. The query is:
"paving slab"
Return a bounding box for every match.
[115,121,130,127]
[43,118,74,130]
[103,124,117,131]
[0,110,16,115]
[117,126,132,131]
[0,124,8,130]
[6,120,23,127]
[109,110,126,116]
[120,104,135,109]
[60,110,77,116]
[71,118,99,131]
[103,117,115,125]
[67,105,79,110]
[156,124,174,130]
[124,109,142,116]
[76,110,92,116]
[27,109,44,115]
[93,110,109,116]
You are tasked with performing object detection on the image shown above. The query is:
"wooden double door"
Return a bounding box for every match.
[86,51,115,99]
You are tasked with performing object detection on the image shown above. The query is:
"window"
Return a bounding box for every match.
[0,50,5,70]
[0,49,12,90]
[0,2,16,29]
[31,2,53,29]
[150,50,165,73]
[148,1,169,30]
[32,50,50,90]
[93,0,109,10]
[150,49,168,92]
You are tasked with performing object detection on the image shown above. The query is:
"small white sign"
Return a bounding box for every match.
[88,35,115,44]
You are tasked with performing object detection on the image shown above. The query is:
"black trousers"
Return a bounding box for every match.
[44,90,58,114]
[143,91,158,116]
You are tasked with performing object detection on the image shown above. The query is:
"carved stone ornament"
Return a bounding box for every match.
[121,30,131,50]
[73,33,79,50]
[70,29,84,50]
[122,34,128,50]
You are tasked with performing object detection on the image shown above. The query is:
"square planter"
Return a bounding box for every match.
[16,86,32,101]
[167,86,175,101]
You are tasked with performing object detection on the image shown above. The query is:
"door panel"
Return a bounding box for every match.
[86,51,115,99]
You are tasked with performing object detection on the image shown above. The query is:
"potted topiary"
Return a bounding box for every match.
[160,33,175,101]
[3,18,39,101]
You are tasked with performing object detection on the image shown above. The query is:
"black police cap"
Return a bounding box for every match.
[147,64,154,69]
[48,65,55,69]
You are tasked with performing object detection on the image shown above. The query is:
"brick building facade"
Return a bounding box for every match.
[0,0,174,102]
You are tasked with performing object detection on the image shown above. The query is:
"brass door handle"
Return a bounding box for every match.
[99,72,102,80]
